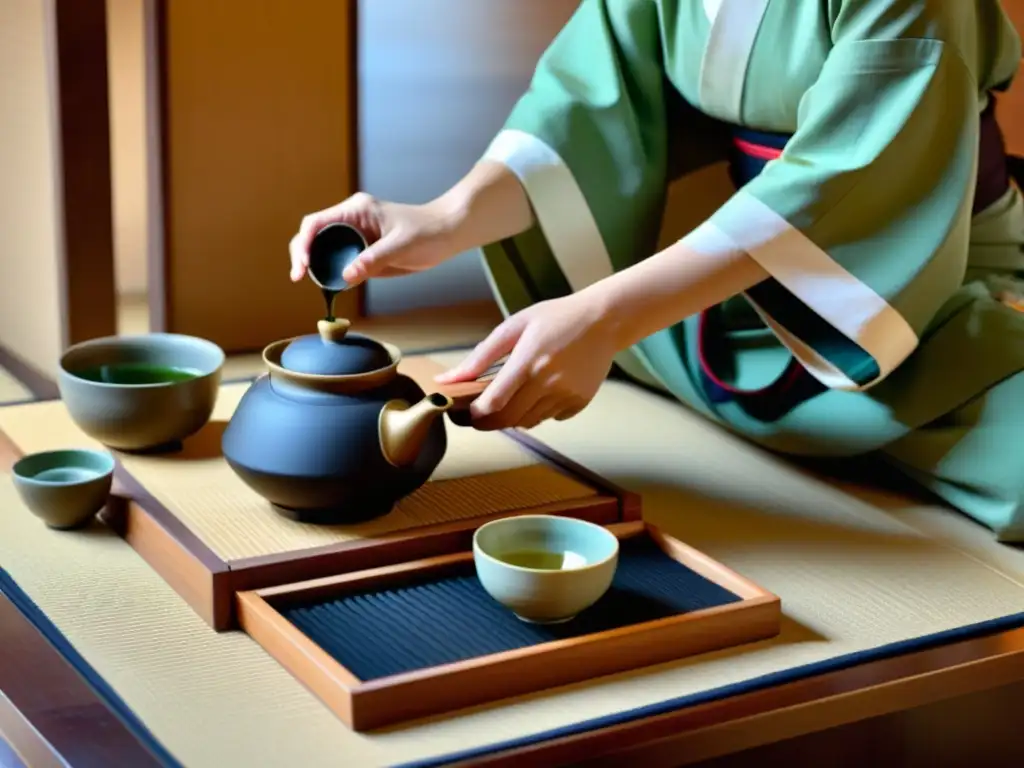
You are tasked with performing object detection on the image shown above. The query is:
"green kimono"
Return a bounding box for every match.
[478,0,1024,541]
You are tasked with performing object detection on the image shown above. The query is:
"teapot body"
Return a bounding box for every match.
[222,372,446,524]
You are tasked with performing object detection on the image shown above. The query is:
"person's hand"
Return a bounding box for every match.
[435,292,621,430]
[288,193,460,285]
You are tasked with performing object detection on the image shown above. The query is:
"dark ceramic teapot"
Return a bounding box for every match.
[221,318,481,524]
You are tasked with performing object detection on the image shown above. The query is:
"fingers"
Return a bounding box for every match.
[516,396,565,430]
[289,193,375,282]
[471,386,549,431]
[435,317,525,385]
[472,394,586,431]
[289,209,340,282]
[341,232,400,286]
[467,343,538,422]
[554,401,587,421]
[289,233,311,282]
[372,266,420,279]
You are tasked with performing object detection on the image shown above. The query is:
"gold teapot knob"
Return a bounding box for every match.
[317,318,351,343]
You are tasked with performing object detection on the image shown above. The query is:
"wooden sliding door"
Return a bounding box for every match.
[152,0,361,352]
[0,0,117,391]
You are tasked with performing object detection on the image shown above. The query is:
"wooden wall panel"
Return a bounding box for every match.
[155,0,360,353]
[0,0,116,387]
[107,0,150,299]
[0,0,64,379]
[53,0,119,349]
[1001,0,1024,155]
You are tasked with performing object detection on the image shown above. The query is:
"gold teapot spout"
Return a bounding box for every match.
[378,393,453,468]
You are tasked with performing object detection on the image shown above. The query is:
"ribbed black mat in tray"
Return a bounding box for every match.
[280,537,742,681]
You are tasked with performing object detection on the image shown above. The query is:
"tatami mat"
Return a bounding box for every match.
[4,354,1024,767]
[0,383,595,561]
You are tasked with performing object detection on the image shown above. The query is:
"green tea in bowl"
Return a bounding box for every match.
[58,333,224,451]
[473,515,619,624]
[71,362,203,385]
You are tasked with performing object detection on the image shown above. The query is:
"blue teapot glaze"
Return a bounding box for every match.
[221,319,453,524]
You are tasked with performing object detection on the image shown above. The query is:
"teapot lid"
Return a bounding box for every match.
[279,319,392,376]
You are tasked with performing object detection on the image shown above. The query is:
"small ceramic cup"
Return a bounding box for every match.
[307,223,368,292]
[473,515,620,624]
[11,449,116,530]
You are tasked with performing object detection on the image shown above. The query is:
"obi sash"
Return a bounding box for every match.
[698,98,1014,421]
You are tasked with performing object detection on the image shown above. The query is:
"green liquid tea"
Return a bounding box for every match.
[322,286,338,322]
[73,363,201,385]
[499,549,587,570]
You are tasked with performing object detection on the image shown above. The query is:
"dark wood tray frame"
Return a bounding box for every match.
[95,427,641,632]
[237,520,782,731]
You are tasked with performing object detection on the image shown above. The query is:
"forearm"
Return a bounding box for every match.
[585,233,770,351]
[428,160,535,253]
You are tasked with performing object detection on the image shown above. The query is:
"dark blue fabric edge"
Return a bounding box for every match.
[0,569,183,768]
[394,609,1024,768]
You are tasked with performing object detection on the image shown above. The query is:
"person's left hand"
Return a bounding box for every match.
[434,292,620,431]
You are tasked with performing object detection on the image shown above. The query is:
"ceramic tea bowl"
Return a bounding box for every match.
[58,333,224,451]
[12,448,115,529]
[473,515,619,624]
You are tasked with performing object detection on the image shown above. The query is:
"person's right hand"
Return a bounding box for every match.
[288,192,461,286]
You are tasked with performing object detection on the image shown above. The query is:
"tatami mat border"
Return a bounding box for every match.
[7,561,1024,768]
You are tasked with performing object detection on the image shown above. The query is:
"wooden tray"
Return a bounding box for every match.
[237,521,782,731]
[105,427,640,632]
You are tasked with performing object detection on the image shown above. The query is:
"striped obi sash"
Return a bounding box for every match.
[698,99,1011,421]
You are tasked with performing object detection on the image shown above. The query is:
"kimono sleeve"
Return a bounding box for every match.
[684,2,983,391]
[477,0,670,315]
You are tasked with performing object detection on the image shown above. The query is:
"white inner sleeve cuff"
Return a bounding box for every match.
[682,195,920,390]
[481,129,614,293]
[481,129,672,393]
